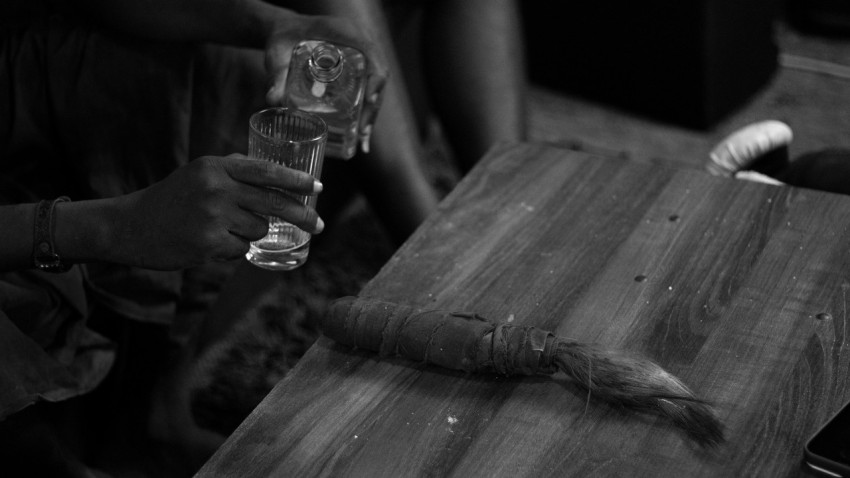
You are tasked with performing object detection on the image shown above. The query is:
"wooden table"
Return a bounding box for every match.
[199,142,850,477]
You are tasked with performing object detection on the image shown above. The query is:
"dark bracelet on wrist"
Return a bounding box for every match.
[32,196,73,273]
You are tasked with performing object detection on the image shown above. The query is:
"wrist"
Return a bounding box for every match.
[53,198,122,266]
[32,197,72,272]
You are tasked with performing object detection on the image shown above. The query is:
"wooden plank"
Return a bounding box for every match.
[200,143,850,477]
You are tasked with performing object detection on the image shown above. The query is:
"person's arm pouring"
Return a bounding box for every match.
[68,0,388,109]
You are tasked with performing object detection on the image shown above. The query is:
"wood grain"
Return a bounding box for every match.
[199,143,850,477]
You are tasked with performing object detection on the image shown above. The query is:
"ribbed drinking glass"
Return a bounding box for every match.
[245,107,327,271]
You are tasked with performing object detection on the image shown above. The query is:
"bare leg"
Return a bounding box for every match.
[361,73,440,243]
[423,0,528,172]
[333,0,440,244]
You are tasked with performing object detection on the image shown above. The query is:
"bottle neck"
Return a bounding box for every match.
[309,42,344,83]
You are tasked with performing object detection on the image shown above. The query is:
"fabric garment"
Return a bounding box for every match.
[0,8,262,419]
[0,268,113,421]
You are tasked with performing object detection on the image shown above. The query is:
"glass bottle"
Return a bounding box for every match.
[283,40,369,160]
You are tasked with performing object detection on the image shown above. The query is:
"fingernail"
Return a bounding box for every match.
[313,180,323,194]
[315,217,325,234]
[359,125,372,154]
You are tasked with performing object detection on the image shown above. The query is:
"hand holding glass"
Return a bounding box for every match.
[245,108,327,271]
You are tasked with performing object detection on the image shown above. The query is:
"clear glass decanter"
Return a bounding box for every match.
[283,40,369,159]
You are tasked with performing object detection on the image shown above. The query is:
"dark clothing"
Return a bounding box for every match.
[0,8,262,419]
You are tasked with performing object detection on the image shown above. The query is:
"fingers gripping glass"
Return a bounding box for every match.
[245,108,327,271]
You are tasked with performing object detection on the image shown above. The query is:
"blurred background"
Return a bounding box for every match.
[522,0,850,171]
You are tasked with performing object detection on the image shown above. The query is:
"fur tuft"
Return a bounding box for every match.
[553,339,724,447]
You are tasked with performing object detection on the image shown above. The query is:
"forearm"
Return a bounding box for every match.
[69,0,301,48]
[0,200,118,272]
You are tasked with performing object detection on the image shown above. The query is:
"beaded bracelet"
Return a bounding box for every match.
[32,196,72,273]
